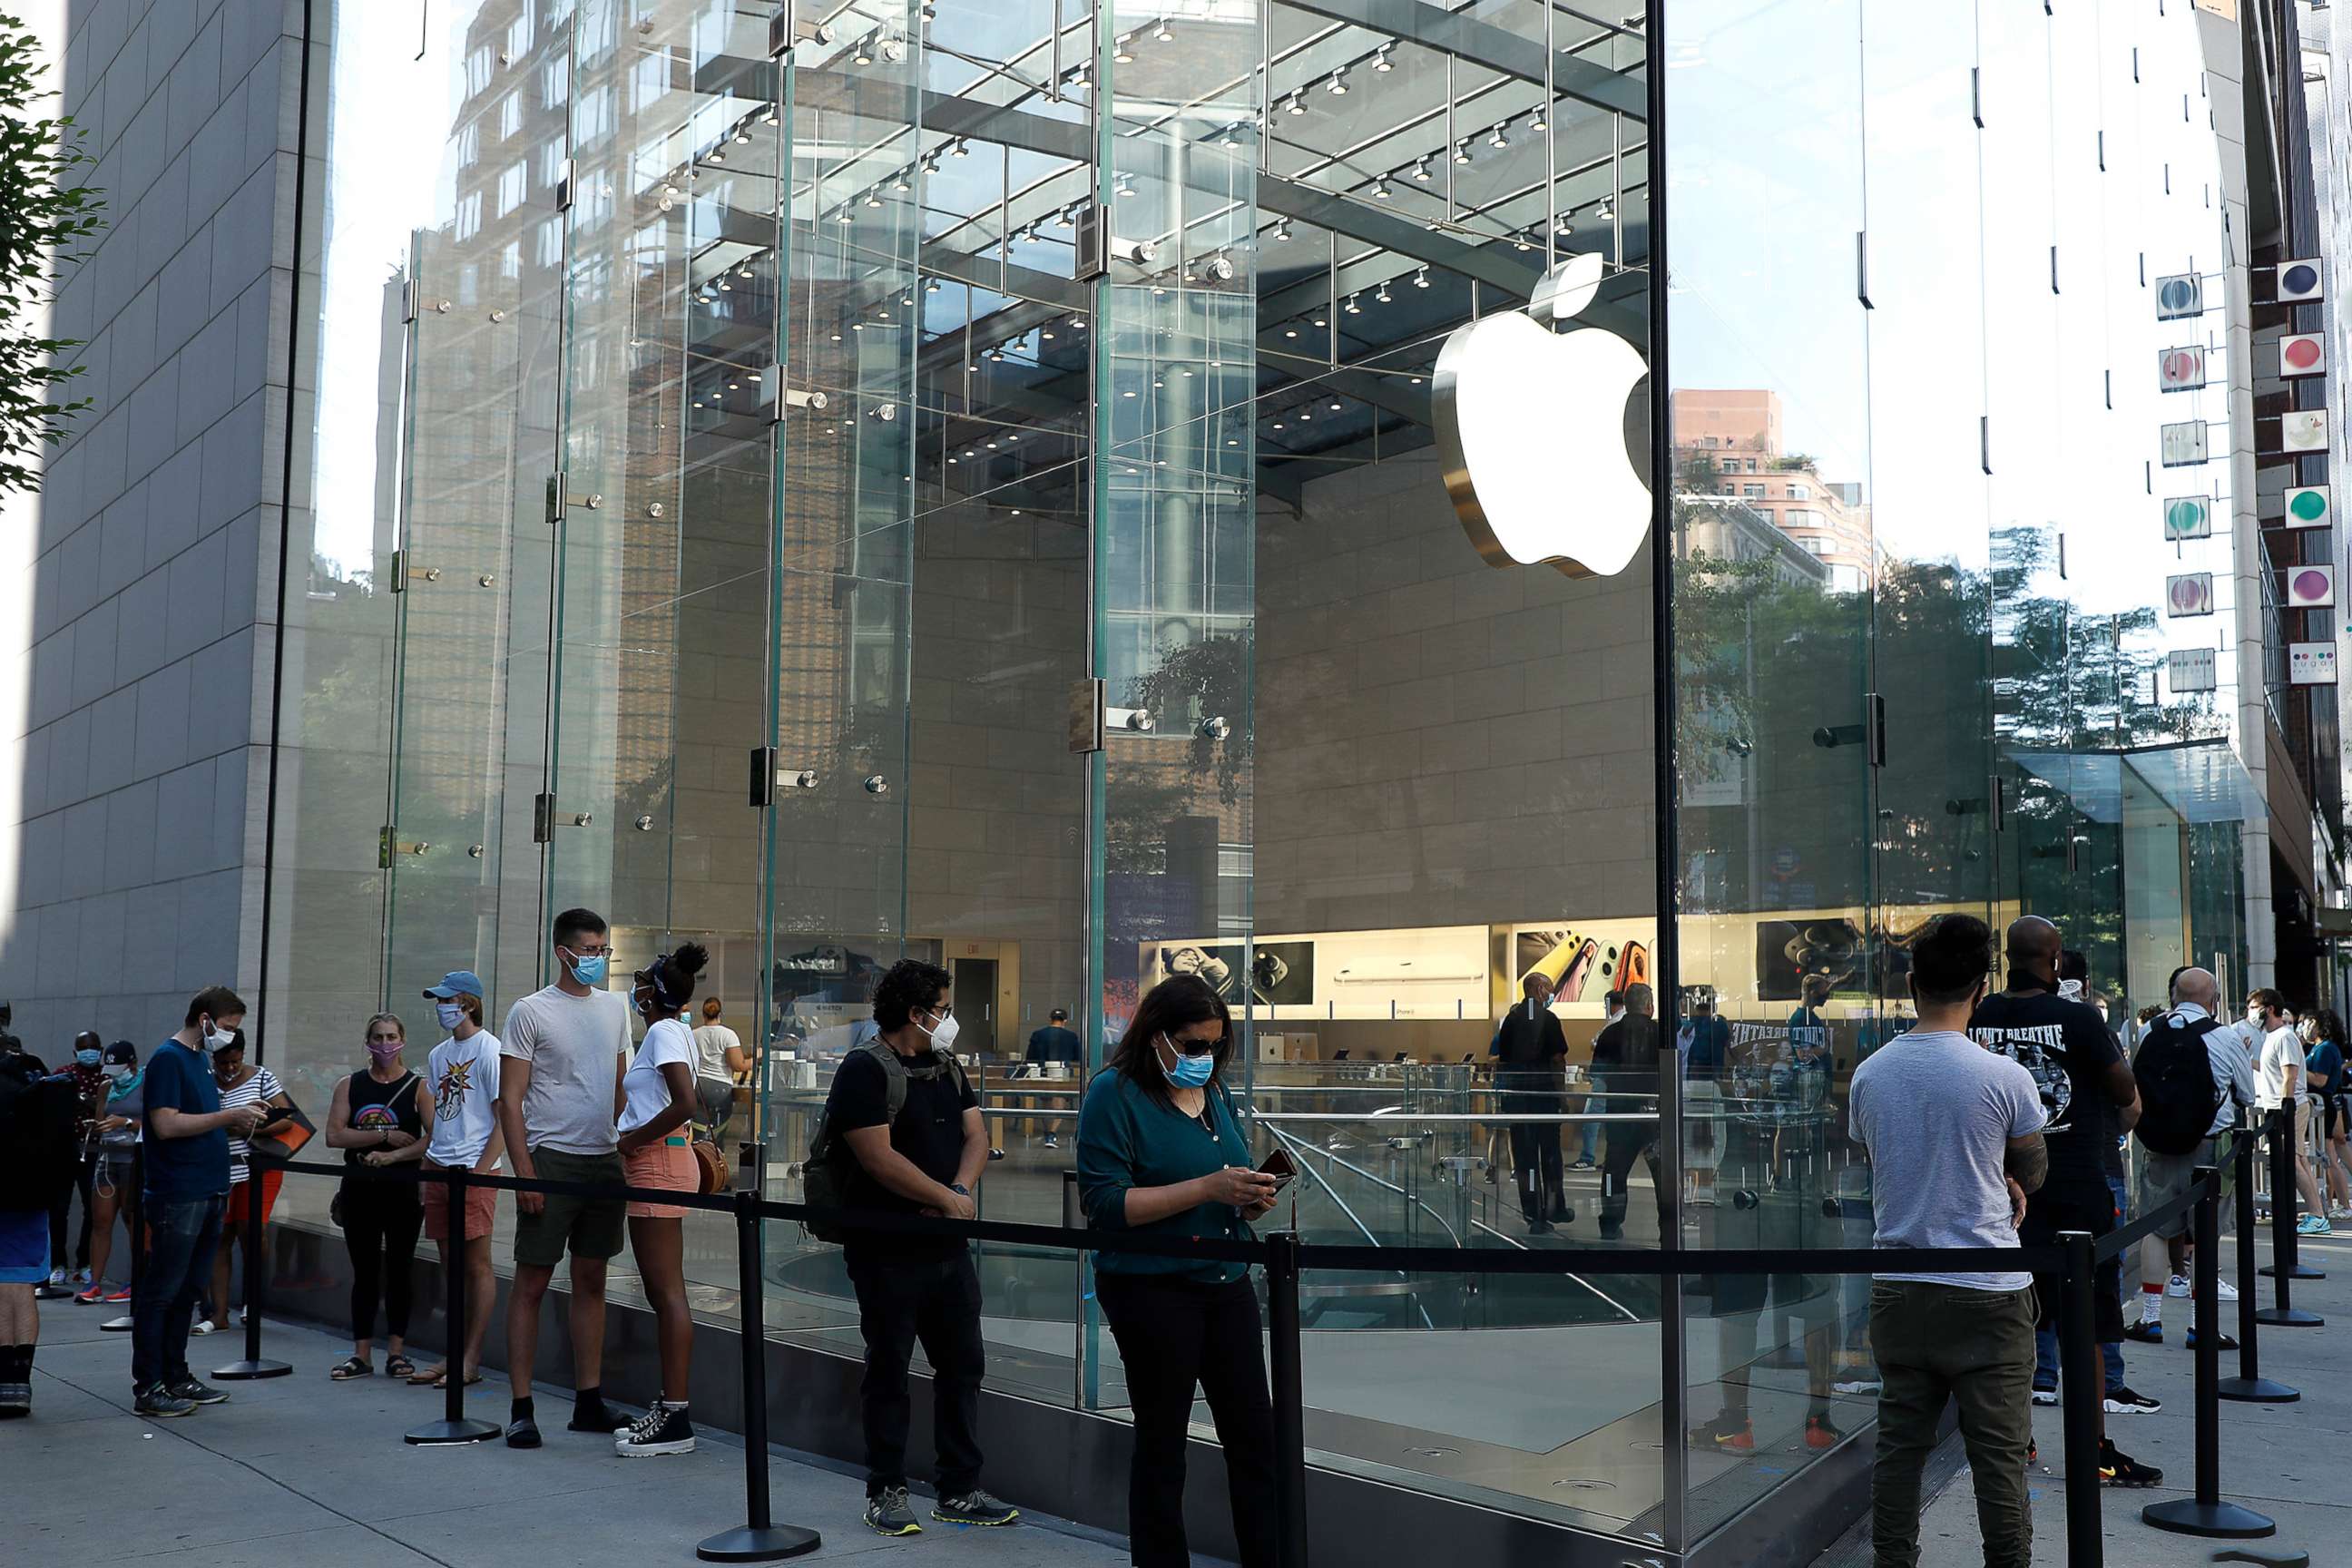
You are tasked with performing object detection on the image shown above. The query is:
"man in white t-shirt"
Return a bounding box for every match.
[1847,914,2048,1568]
[416,970,504,1388]
[495,908,632,1448]
[2248,989,2326,1233]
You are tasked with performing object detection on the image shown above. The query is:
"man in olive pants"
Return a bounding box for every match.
[1847,915,2048,1567]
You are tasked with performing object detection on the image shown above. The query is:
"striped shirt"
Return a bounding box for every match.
[220,1066,283,1185]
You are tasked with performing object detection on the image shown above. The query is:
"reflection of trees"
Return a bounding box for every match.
[1127,633,1251,807]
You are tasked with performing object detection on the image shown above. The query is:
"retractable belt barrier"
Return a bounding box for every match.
[218,1144,2273,1567]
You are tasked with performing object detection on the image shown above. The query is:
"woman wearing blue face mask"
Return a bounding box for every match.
[76,1044,143,1305]
[1075,975,1280,1568]
[47,1032,109,1289]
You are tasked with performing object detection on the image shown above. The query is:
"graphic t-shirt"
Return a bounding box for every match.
[426,1030,503,1167]
[142,1041,228,1200]
[501,985,630,1155]
[620,1016,695,1135]
[1967,987,2122,1195]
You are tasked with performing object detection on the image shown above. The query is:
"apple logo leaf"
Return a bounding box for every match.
[1433,255,1651,579]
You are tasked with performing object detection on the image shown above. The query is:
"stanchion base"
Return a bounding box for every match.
[2141,1498,2276,1538]
[2217,1376,2301,1403]
[2252,1308,2325,1328]
[99,1316,133,1332]
[211,1359,294,1380]
[404,1416,501,1446]
[2258,1263,2326,1279]
[695,1524,823,1563]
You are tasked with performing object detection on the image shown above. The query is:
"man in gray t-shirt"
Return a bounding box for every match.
[492,908,632,1448]
[1844,914,2048,1568]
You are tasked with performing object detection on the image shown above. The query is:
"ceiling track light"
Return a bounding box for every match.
[1411,155,1431,182]
[1272,219,1292,242]
[1487,124,1509,149]
[1529,105,1547,131]
[1114,172,1136,197]
[1596,199,1613,220]
[1343,293,1361,314]
[854,35,875,64]
[1372,178,1391,200]
[1152,15,1172,41]
[1454,139,1472,164]
[1375,281,1392,303]
[1554,216,1575,237]
[950,138,970,157]
[1413,266,1430,288]
[1373,44,1394,71]
[1326,67,1348,95]
[1285,90,1307,115]
[864,188,884,207]
[1112,34,1135,62]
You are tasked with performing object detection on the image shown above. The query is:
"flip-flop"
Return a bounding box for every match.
[330,1357,372,1380]
[431,1369,484,1388]
[407,1363,446,1386]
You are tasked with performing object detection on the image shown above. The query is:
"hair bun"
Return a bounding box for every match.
[672,941,710,978]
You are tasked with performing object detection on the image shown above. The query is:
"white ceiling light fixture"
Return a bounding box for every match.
[1373,44,1394,72]
[1372,178,1391,200]
[1488,122,1509,149]
[1112,33,1136,62]
[1286,91,1308,116]
[1152,15,1173,42]
[1411,155,1432,182]
[1454,139,1473,164]
[1326,67,1349,95]
[1413,266,1431,289]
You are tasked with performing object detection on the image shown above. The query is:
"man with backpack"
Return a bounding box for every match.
[810,959,1017,1536]
[1,1044,82,1417]
[2125,966,2255,1343]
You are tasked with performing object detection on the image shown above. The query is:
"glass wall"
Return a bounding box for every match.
[267,0,2262,1557]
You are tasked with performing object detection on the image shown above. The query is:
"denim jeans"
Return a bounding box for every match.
[132,1193,223,1390]
[2034,1327,2124,1396]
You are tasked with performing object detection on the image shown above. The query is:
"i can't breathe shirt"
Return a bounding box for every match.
[500,985,630,1155]
[1967,987,2122,1197]
[1848,1028,2047,1290]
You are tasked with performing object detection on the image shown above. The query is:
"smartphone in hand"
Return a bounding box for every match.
[1258,1148,1298,1191]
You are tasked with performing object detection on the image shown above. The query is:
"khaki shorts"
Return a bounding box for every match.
[513,1147,625,1268]
[2133,1137,2217,1240]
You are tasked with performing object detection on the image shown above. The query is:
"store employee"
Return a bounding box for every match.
[1491,974,1571,1234]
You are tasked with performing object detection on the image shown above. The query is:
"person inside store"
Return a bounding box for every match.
[76,1043,142,1305]
[131,986,268,1418]
[325,1013,431,1381]
[1592,983,1666,1241]
[46,1031,107,1292]
[199,1029,294,1338]
[416,971,504,1389]
[497,906,633,1447]
[612,941,710,1457]
[1969,916,2159,1487]
[1849,912,2045,1566]
[691,995,749,1138]
[1025,1007,1083,1151]
[1491,973,1571,1233]
[1077,972,1280,1568]
[824,958,1020,1535]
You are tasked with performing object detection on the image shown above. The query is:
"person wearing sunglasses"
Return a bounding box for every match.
[1076,973,1281,1568]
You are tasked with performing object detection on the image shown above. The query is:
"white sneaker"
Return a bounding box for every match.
[46,1268,65,1287]
[2165,1275,2191,1298]
[2215,1279,2239,1302]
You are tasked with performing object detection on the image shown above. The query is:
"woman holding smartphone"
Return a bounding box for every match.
[612,941,710,1457]
[1074,975,1280,1568]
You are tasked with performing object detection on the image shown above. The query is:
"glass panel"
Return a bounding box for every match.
[1663,0,1872,1538]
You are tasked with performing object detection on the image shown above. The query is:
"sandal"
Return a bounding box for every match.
[385,1355,416,1380]
[330,1356,372,1380]
[431,1368,484,1388]
[407,1362,446,1386]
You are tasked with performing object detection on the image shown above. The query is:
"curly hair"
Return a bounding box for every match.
[638,941,710,1016]
[872,959,953,1032]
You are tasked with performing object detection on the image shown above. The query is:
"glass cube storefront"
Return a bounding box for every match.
[263,0,2260,1556]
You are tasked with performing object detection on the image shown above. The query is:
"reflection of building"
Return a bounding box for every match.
[1671,389,1876,592]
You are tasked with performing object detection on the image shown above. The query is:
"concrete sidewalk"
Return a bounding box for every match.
[1815,1227,2345,1565]
[13,1297,1135,1566]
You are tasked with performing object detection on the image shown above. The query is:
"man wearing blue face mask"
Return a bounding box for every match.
[496,909,632,1448]
[45,1032,109,1290]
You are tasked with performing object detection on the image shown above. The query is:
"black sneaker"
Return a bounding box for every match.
[505,1414,543,1448]
[133,1383,196,1419]
[864,1486,921,1536]
[932,1487,1020,1526]
[2099,1438,2161,1487]
[2186,1326,2238,1351]
[166,1377,230,1406]
[567,1399,629,1434]
[2122,1320,2163,1345]
[2031,1383,2059,1406]
[614,1402,696,1457]
[2102,1386,2161,1415]
[0,1380,28,1418]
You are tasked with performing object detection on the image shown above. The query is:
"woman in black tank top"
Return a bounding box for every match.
[323,1013,434,1380]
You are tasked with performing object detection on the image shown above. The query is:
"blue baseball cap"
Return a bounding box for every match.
[423,970,485,1001]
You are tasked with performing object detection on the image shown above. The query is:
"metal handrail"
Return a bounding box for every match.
[1264,1124,1436,1329]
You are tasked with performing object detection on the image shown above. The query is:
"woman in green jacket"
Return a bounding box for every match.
[1075,974,1280,1568]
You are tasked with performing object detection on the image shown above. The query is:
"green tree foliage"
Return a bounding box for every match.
[0,11,103,496]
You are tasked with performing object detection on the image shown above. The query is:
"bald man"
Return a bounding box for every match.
[1970,917,2160,1486]
[2123,967,2254,1343]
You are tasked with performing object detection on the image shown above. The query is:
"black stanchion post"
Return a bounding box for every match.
[697,1190,819,1563]
[2219,1129,2298,1402]
[2144,1168,2275,1539]
[101,1146,140,1332]
[1266,1230,1311,1568]
[2256,1111,2324,1326]
[2056,1230,2103,1568]
[407,1165,497,1445]
[213,1167,292,1378]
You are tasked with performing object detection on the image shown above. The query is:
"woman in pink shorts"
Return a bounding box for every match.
[612,941,709,1456]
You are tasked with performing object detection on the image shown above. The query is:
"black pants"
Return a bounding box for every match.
[847,1250,986,1497]
[1095,1270,1280,1568]
[339,1182,423,1343]
[1498,1073,1565,1224]
[1600,1122,1664,1237]
[49,1155,96,1271]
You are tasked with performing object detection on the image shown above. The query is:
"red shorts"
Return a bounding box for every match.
[226,1167,282,1228]
[623,1137,695,1220]
[421,1160,500,1241]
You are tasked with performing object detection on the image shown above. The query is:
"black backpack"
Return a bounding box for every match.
[2132,1013,2224,1156]
[0,1054,80,1212]
[802,1038,968,1244]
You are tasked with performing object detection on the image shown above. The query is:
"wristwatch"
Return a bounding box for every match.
[951,1183,971,1197]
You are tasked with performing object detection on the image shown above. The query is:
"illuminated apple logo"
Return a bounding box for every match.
[1433,253,1651,578]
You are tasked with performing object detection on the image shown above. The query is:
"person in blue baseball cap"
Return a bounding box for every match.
[414,970,503,1388]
